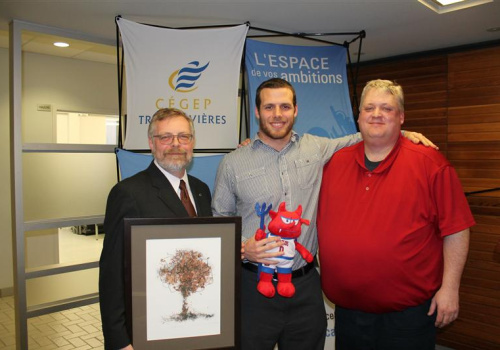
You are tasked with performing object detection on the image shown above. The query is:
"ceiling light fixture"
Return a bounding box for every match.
[435,0,464,5]
[53,42,69,48]
[418,0,493,13]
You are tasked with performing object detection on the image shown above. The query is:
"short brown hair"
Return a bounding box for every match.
[147,108,195,138]
[255,78,297,108]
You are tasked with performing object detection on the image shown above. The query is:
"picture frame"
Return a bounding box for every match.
[124,217,241,350]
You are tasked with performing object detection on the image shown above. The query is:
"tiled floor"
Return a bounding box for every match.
[0,296,103,349]
[0,228,104,349]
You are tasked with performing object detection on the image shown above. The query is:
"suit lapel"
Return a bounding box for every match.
[146,162,187,217]
[188,176,210,217]
[189,177,203,215]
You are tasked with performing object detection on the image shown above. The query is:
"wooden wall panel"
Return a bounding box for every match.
[447,44,500,350]
[449,105,500,124]
[352,44,500,349]
[448,46,500,76]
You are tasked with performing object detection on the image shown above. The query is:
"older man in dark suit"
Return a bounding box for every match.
[99,108,212,350]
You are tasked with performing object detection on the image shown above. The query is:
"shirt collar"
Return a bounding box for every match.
[251,130,299,149]
[355,134,403,173]
[154,160,189,191]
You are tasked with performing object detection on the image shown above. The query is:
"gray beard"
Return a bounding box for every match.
[160,161,187,173]
[156,154,193,174]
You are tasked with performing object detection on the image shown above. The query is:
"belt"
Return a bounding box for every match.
[241,260,315,279]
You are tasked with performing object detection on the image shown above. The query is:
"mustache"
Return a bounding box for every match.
[163,148,187,156]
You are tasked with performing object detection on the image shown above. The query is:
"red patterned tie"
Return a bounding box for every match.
[179,180,197,217]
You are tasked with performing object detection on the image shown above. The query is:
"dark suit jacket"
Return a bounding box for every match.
[99,161,212,350]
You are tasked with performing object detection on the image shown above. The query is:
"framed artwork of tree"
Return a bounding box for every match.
[124,217,241,349]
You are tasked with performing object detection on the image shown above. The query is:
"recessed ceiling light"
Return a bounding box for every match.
[435,0,464,5]
[487,27,500,33]
[418,0,493,14]
[53,42,69,48]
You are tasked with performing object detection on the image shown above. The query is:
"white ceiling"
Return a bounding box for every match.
[0,0,499,64]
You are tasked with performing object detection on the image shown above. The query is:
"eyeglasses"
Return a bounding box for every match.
[152,133,193,145]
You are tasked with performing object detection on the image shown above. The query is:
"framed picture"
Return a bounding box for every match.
[124,217,241,350]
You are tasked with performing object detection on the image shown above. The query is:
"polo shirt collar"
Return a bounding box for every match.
[355,135,403,173]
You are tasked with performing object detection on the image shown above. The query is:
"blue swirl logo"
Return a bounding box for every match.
[168,61,210,93]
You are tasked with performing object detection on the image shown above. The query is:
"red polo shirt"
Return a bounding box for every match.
[317,137,475,313]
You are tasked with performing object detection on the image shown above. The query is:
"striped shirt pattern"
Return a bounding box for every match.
[212,131,361,270]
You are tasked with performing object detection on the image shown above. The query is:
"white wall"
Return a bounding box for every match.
[0,47,119,297]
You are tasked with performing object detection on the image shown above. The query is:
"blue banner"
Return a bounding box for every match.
[245,39,356,138]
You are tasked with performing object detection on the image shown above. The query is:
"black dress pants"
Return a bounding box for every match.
[240,267,327,350]
[335,299,437,350]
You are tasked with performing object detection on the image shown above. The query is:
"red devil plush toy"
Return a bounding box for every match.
[254,202,312,298]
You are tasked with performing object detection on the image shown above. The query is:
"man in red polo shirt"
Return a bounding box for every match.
[317,79,475,350]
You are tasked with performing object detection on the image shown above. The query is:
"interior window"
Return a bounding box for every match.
[56,111,118,145]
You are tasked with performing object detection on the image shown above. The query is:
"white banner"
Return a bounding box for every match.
[325,297,336,348]
[117,18,248,150]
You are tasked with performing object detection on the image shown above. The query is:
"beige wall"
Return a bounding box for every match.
[22,52,118,143]
[23,153,116,221]
[0,47,118,297]
[0,48,12,292]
